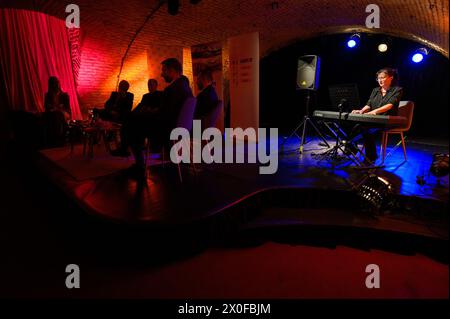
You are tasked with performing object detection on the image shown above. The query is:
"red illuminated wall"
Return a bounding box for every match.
[76,39,191,116]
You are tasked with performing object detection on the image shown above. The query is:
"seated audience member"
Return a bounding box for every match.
[193,69,219,122]
[44,76,71,146]
[44,76,71,120]
[95,80,133,124]
[133,79,162,114]
[113,79,162,155]
[112,58,193,179]
[180,75,190,86]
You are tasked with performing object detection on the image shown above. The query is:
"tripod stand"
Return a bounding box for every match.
[316,100,348,161]
[282,90,330,153]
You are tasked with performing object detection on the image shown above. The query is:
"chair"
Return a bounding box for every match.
[380,101,414,162]
[200,100,223,161]
[201,99,223,129]
[145,96,197,182]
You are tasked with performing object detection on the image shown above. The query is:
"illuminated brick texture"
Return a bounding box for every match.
[1,0,447,116]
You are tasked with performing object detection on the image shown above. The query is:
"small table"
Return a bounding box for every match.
[73,120,122,158]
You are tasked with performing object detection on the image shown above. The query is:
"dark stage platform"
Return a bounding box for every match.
[36,136,449,242]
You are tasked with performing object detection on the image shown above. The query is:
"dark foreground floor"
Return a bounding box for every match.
[0,137,448,298]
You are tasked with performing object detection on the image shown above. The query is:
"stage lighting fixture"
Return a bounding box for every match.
[430,153,449,178]
[378,43,388,52]
[411,48,429,63]
[356,174,393,210]
[168,0,179,15]
[347,34,360,48]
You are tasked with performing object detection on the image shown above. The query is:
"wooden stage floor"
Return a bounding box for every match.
[36,136,448,241]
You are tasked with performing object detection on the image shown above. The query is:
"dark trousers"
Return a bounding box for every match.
[121,111,167,168]
[349,124,378,162]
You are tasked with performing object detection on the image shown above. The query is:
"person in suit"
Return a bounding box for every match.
[112,79,162,156]
[350,67,403,163]
[158,59,194,134]
[96,80,133,124]
[133,79,162,114]
[112,58,193,179]
[194,69,219,122]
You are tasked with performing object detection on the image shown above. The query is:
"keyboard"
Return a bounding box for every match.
[313,110,406,127]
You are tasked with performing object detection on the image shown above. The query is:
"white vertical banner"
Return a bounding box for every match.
[228,32,259,141]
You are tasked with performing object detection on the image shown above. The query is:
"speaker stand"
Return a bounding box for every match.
[282,91,330,153]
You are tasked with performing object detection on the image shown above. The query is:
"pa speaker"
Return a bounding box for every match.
[296,55,320,90]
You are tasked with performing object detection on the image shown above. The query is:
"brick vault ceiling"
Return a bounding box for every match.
[1,0,449,57]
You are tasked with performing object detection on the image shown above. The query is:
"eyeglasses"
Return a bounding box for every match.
[376,76,388,81]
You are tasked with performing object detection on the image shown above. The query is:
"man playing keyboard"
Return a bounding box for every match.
[350,67,403,163]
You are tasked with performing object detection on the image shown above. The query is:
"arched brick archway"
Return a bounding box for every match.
[1,0,447,110]
[1,0,447,55]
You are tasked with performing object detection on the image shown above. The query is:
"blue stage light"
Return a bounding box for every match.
[346,34,360,48]
[412,53,424,63]
[411,48,429,63]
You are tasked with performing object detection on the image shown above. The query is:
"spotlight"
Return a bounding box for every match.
[412,53,424,63]
[378,43,388,53]
[357,174,393,211]
[411,48,429,63]
[430,153,449,180]
[416,154,449,187]
[347,34,360,48]
[168,0,179,15]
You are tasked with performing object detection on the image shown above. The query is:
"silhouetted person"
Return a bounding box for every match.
[113,79,162,156]
[112,58,193,179]
[44,76,71,146]
[133,79,162,114]
[180,75,190,86]
[96,80,133,123]
[159,59,194,134]
[194,69,218,121]
[44,76,71,119]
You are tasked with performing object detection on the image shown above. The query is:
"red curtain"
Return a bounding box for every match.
[0,8,81,119]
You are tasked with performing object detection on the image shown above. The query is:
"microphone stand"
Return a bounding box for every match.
[330,100,345,160]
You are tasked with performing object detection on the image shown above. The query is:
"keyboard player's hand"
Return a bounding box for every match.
[351,109,363,114]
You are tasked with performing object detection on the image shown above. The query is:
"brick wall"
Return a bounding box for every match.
[1,0,448,118]
[77,41,187,117]
[7,0,446,57]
